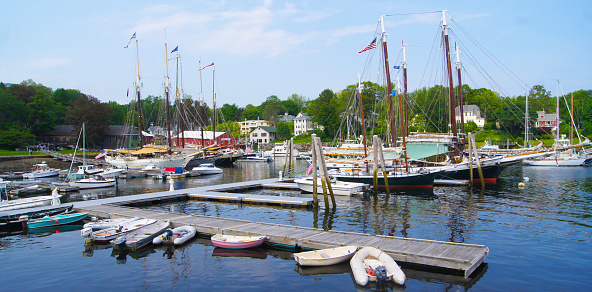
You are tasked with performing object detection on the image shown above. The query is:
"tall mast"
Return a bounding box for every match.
[525,90,529,147]
[135,36,144,147]
[199,60,205,149]
[556,80,560,143]
[380,15,397,147]
[397,76,409,171]
[402,41,409,135]
[175,47,180,147]
[357,74,367,157]
[82,122,85,167]
[212,66,216,146]
[442,10,459,157]
[180,58,185,148]
[164,32,172,150]
[455,42,465,136]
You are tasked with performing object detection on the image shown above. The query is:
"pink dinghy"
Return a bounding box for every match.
[211,234,267,249]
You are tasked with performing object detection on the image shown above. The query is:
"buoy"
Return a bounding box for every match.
[523,177,529,182]
[518,182,525,188]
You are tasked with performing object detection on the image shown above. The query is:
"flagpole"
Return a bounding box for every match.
[135,34,144,148]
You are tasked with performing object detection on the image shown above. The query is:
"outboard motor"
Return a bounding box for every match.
[112,236,127,251]
[165,229,173,240]
[374,265,388,284]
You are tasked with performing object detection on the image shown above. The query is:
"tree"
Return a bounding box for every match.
[242,104,262,120]
[27,90,60,138]
[65,94,112,148]
[108,101,127,125]
[219,103,239,122]
[0,128,36,150]
[0,88,29,129]
[528,85,553,113]
[276,121,293,140]
[287,93,309,112]
[308,89,340,139]
[261,95,282,125]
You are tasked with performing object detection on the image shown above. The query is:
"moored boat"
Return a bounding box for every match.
[152,225,197,246]
[22,162,60,179]
[294,177,369,196]
[0,188,62,212]
[294,245,358,266]
[211,234,267,249]
[350,246,406,286]
[192,163,223,175]
[82,218,157,244]
[69,175,116,189]
[110,220,170,251]
[27,212,88,229]
[82,217,140,231]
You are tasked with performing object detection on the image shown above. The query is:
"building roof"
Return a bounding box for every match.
[454,104,482,117]
[176,131,228,139]
[46,125,76,136]
[536,111,557,122]
[257,126,276,133]
[294,112,311,120]
[278,112,295,122]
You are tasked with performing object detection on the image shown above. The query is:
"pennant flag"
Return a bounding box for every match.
[358,38,377,53]
[199,62,214,71]
[393,65,400,69]
[171,46,178,53]
[124,32,136,49]
[95,150,107,159]
[306,162,314,176]
[389,90,397,96]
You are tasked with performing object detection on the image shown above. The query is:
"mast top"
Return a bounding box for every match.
[380,15,387,42]
[455,42,462,68]
[402,41,408,68]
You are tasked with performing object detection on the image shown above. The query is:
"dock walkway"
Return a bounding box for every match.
[72,178,488,278]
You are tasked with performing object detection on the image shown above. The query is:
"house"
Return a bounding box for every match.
[278,112,295,122]
[454,104,486,127]
[535,111,558,134]
[238,120,271,136]
[173,131,239,147]
[250,126,276,144]
[294,112,314,135]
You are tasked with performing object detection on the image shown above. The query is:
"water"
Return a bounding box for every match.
[1,159,591,291]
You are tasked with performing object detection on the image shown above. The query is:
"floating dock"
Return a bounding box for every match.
[72,178,488,278]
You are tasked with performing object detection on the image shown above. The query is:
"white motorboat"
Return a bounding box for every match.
[294,176,369,196]
[110,220,170,251]
[141,164,164,177]
[22,162,60,179]
[69,175,116,189]
[350,246,406,286]
[294,245,358,266]
[192,163,223,175]
[0,188,62,212]
[82,217,140,232]
[153,225,197,246]
[82,218,157,244]
[99,167,124,178]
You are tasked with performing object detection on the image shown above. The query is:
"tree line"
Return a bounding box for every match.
[1,79,590,150]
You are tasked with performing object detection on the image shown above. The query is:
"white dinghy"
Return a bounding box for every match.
[293,245,358,266]
[153,225,197,246]
[350,246,406,286]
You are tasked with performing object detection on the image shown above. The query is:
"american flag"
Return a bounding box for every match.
[306,162,314,176]
[358,38,377,53]
[95,150,107,159]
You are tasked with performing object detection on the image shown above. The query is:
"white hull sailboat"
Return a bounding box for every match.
[22,162,60,179]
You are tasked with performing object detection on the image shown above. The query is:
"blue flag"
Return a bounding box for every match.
[171,46,178,53]
[389,90,397,96]
[124,32,136,49]
[393,65,400,69]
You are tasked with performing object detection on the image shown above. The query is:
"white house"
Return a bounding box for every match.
[250,126,276,144]
[455,104,486,127]
[294,112,314,136]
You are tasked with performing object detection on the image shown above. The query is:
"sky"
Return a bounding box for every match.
[1,0,591,108]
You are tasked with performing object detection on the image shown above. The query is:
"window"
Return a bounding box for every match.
[261,133,267,137]
[253,133,258,137]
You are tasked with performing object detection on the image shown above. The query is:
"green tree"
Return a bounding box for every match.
[65,94,112,148]
[276,121,293,140]
[108,101,127,125]
[308,89,340,139]
[219,103,239,122]
[261,95,282,125]
[0,87,29,129]
[0,128,36,150]
[242,104,261,120]
[27,90,60,138]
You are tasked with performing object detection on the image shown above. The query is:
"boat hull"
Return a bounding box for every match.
[69,178,116,189]
[84,218,157,244]
[105,154,194,169]
[333,171,437,189]
[523,157,590,166]
[28,213,88,229]
[294,246,358,266]
[153,226,197,246]
[211,234,267,249]
[295,178,368,196]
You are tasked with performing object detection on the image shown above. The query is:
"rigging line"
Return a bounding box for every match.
[384,11,442,17]
[449,18,529,91]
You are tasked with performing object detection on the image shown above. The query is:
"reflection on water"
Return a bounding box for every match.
[1,160,591,291]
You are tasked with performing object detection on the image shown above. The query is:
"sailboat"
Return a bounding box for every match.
[330,15,440,188]
[523,84,591,166]
[104,33,201,169]
[69,123,117,189]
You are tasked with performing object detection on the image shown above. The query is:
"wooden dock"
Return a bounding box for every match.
[72,178,488,278]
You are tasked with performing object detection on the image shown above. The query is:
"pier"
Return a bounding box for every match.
[73,178,488,278]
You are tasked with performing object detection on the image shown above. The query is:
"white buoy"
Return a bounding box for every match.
[523,177,529,182]
[518,182,525,188]
[169,180,174,191]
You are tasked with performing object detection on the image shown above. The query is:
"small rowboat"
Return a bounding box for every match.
[293,245,358,266]
[153,225,197,246]
[82,218,157,244]
[350,246,406,286]
[28,212,88,229]
[82,217,140,232]
[110,220,170,251]
[211,234,267,249]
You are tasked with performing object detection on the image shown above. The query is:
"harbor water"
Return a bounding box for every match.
[1,159,591,291]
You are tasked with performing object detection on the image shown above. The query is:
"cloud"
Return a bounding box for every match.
[26,58,70,69]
